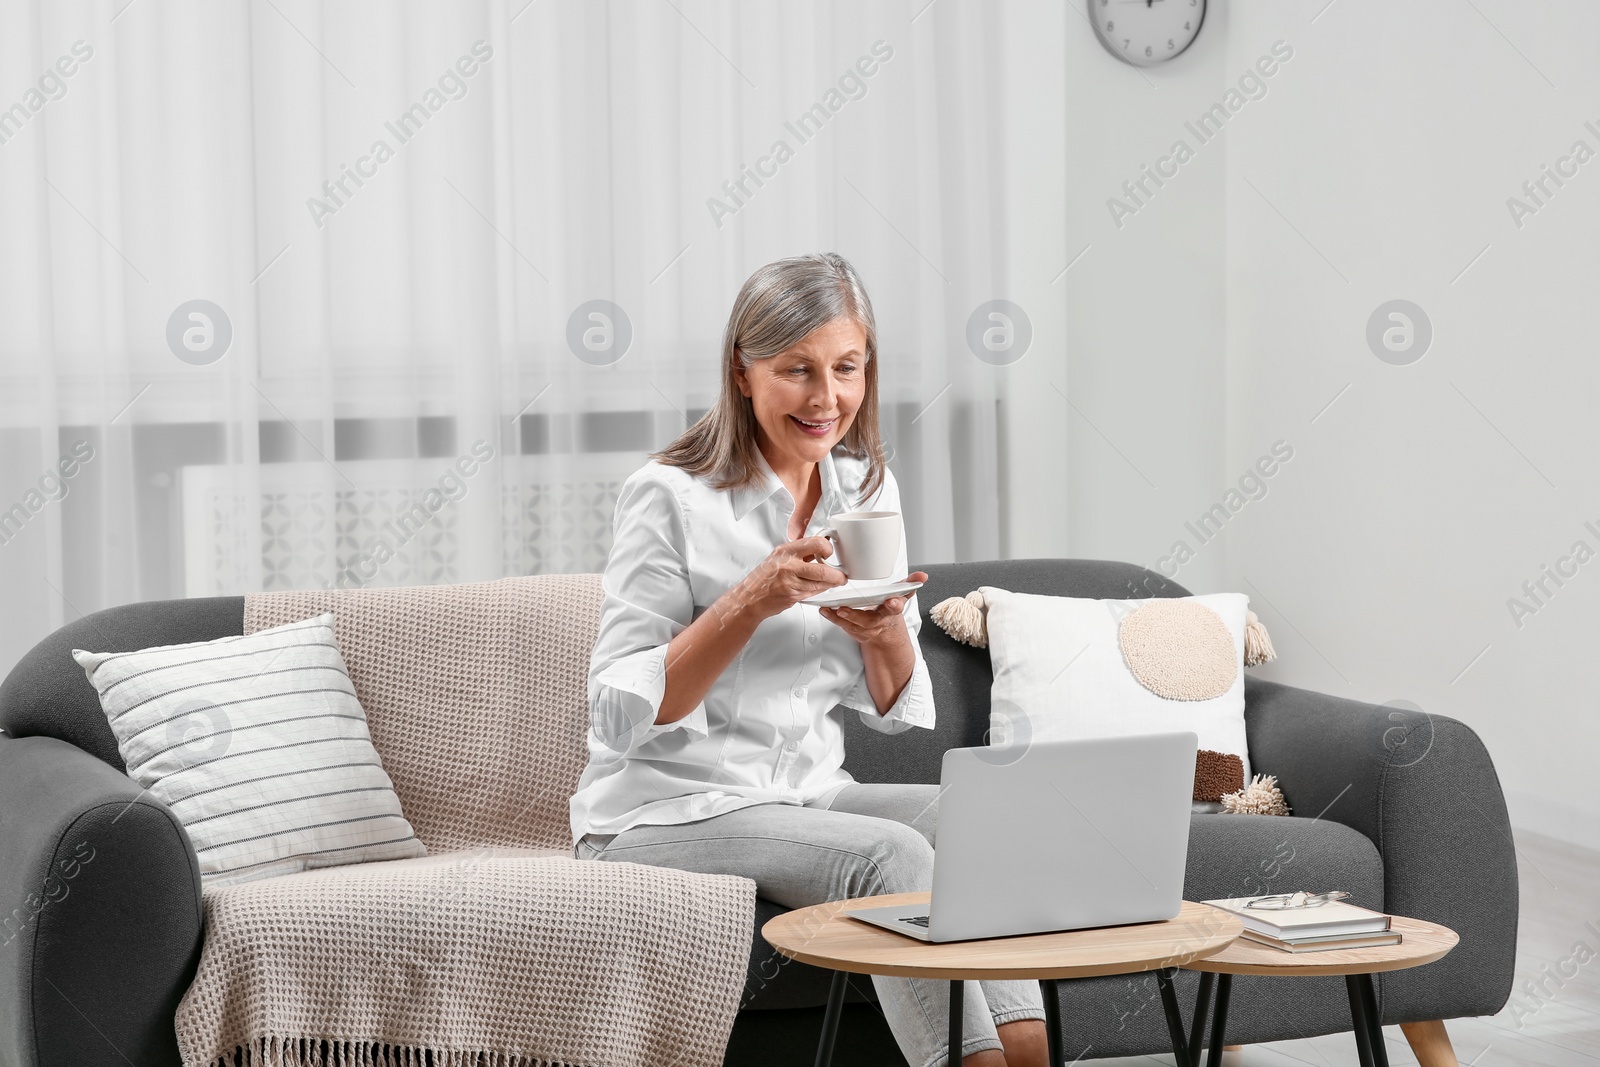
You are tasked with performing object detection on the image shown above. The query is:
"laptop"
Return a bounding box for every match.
[846,731,1197,943]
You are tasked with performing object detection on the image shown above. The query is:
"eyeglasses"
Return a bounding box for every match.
[1243,890,1351,910]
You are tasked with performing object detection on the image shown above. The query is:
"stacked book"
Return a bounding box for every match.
[1204,896,1401,953]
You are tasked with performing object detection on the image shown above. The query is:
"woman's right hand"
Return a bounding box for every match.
[728,536,848,620]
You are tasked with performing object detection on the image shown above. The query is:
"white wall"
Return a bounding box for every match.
[1000,0,1232,596]
[1004,0,1598,852]
[1224,0,1600,850]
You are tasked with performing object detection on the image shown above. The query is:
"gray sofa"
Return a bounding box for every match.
[0,558,1515,1067]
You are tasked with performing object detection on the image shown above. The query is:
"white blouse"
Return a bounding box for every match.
[568,444,936,841]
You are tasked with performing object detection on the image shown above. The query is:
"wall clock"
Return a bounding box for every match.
[1089,0,1206,66]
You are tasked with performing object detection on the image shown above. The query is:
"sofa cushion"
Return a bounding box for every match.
[841,559,1191,788]
[737,812,1382,1011]
[1183,813,1382,906]
[73,613,426,887]
[979,586,1253,808]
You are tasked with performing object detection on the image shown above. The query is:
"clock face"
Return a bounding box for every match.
[1089,0,1206,67]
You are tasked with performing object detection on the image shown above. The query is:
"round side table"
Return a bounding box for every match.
[1182,914,1458,1067]
[762,891,1242,1067]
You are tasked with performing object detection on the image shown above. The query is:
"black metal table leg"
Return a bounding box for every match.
[814,969,847,1067]
[1188,972,1216,1067]
[1040,978,1063,1067]
[1156,969,1193,1067]
[1356,974,1390,1067]
[1205,973,1232,1067]
[949,978,965,1065]
[1345,975,1377,1067]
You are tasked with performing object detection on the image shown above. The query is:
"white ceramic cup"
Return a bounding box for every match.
[816,511,901,581]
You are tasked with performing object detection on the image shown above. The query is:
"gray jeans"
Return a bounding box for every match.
[576,783,1046,1067]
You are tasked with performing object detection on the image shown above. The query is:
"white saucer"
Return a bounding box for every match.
[803,580,924,610]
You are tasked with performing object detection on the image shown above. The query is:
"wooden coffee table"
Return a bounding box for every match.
[762,891,1242,1067]
[1181,914,1459,1067]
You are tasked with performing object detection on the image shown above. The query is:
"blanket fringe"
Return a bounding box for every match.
[208,1038,589,1067]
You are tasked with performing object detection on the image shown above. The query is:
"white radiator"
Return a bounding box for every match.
[180,453,641,597]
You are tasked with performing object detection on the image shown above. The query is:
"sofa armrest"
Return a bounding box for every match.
[1243,675,1518,1022]
[0,735,203,1067]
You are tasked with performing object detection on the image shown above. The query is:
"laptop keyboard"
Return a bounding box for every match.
[900,915,931,927]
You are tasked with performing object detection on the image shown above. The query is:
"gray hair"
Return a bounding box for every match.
[652,252,887,505]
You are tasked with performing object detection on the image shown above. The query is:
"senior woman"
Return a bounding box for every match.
[569,253,1048,1067]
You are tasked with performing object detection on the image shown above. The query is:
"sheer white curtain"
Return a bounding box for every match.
[0,0,1013,675]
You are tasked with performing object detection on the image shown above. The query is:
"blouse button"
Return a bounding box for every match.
[792,686,804,698]
[807,633,818,645]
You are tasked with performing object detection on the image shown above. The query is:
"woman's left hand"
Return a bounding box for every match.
[819,571,929,647]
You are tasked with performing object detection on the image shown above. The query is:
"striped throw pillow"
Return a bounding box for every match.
[73,613,425,888]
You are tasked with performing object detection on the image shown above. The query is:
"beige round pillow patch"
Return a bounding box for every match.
[1118,599,1238,701]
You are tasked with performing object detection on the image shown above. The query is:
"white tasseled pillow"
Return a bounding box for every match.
[932,586,1277,811]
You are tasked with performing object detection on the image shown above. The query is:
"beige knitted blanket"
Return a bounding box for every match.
[173,575,755,1067]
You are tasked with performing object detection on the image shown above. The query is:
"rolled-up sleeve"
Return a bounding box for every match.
[839,595,936,734]
[588,473,710,759]
[836,468,936,734]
